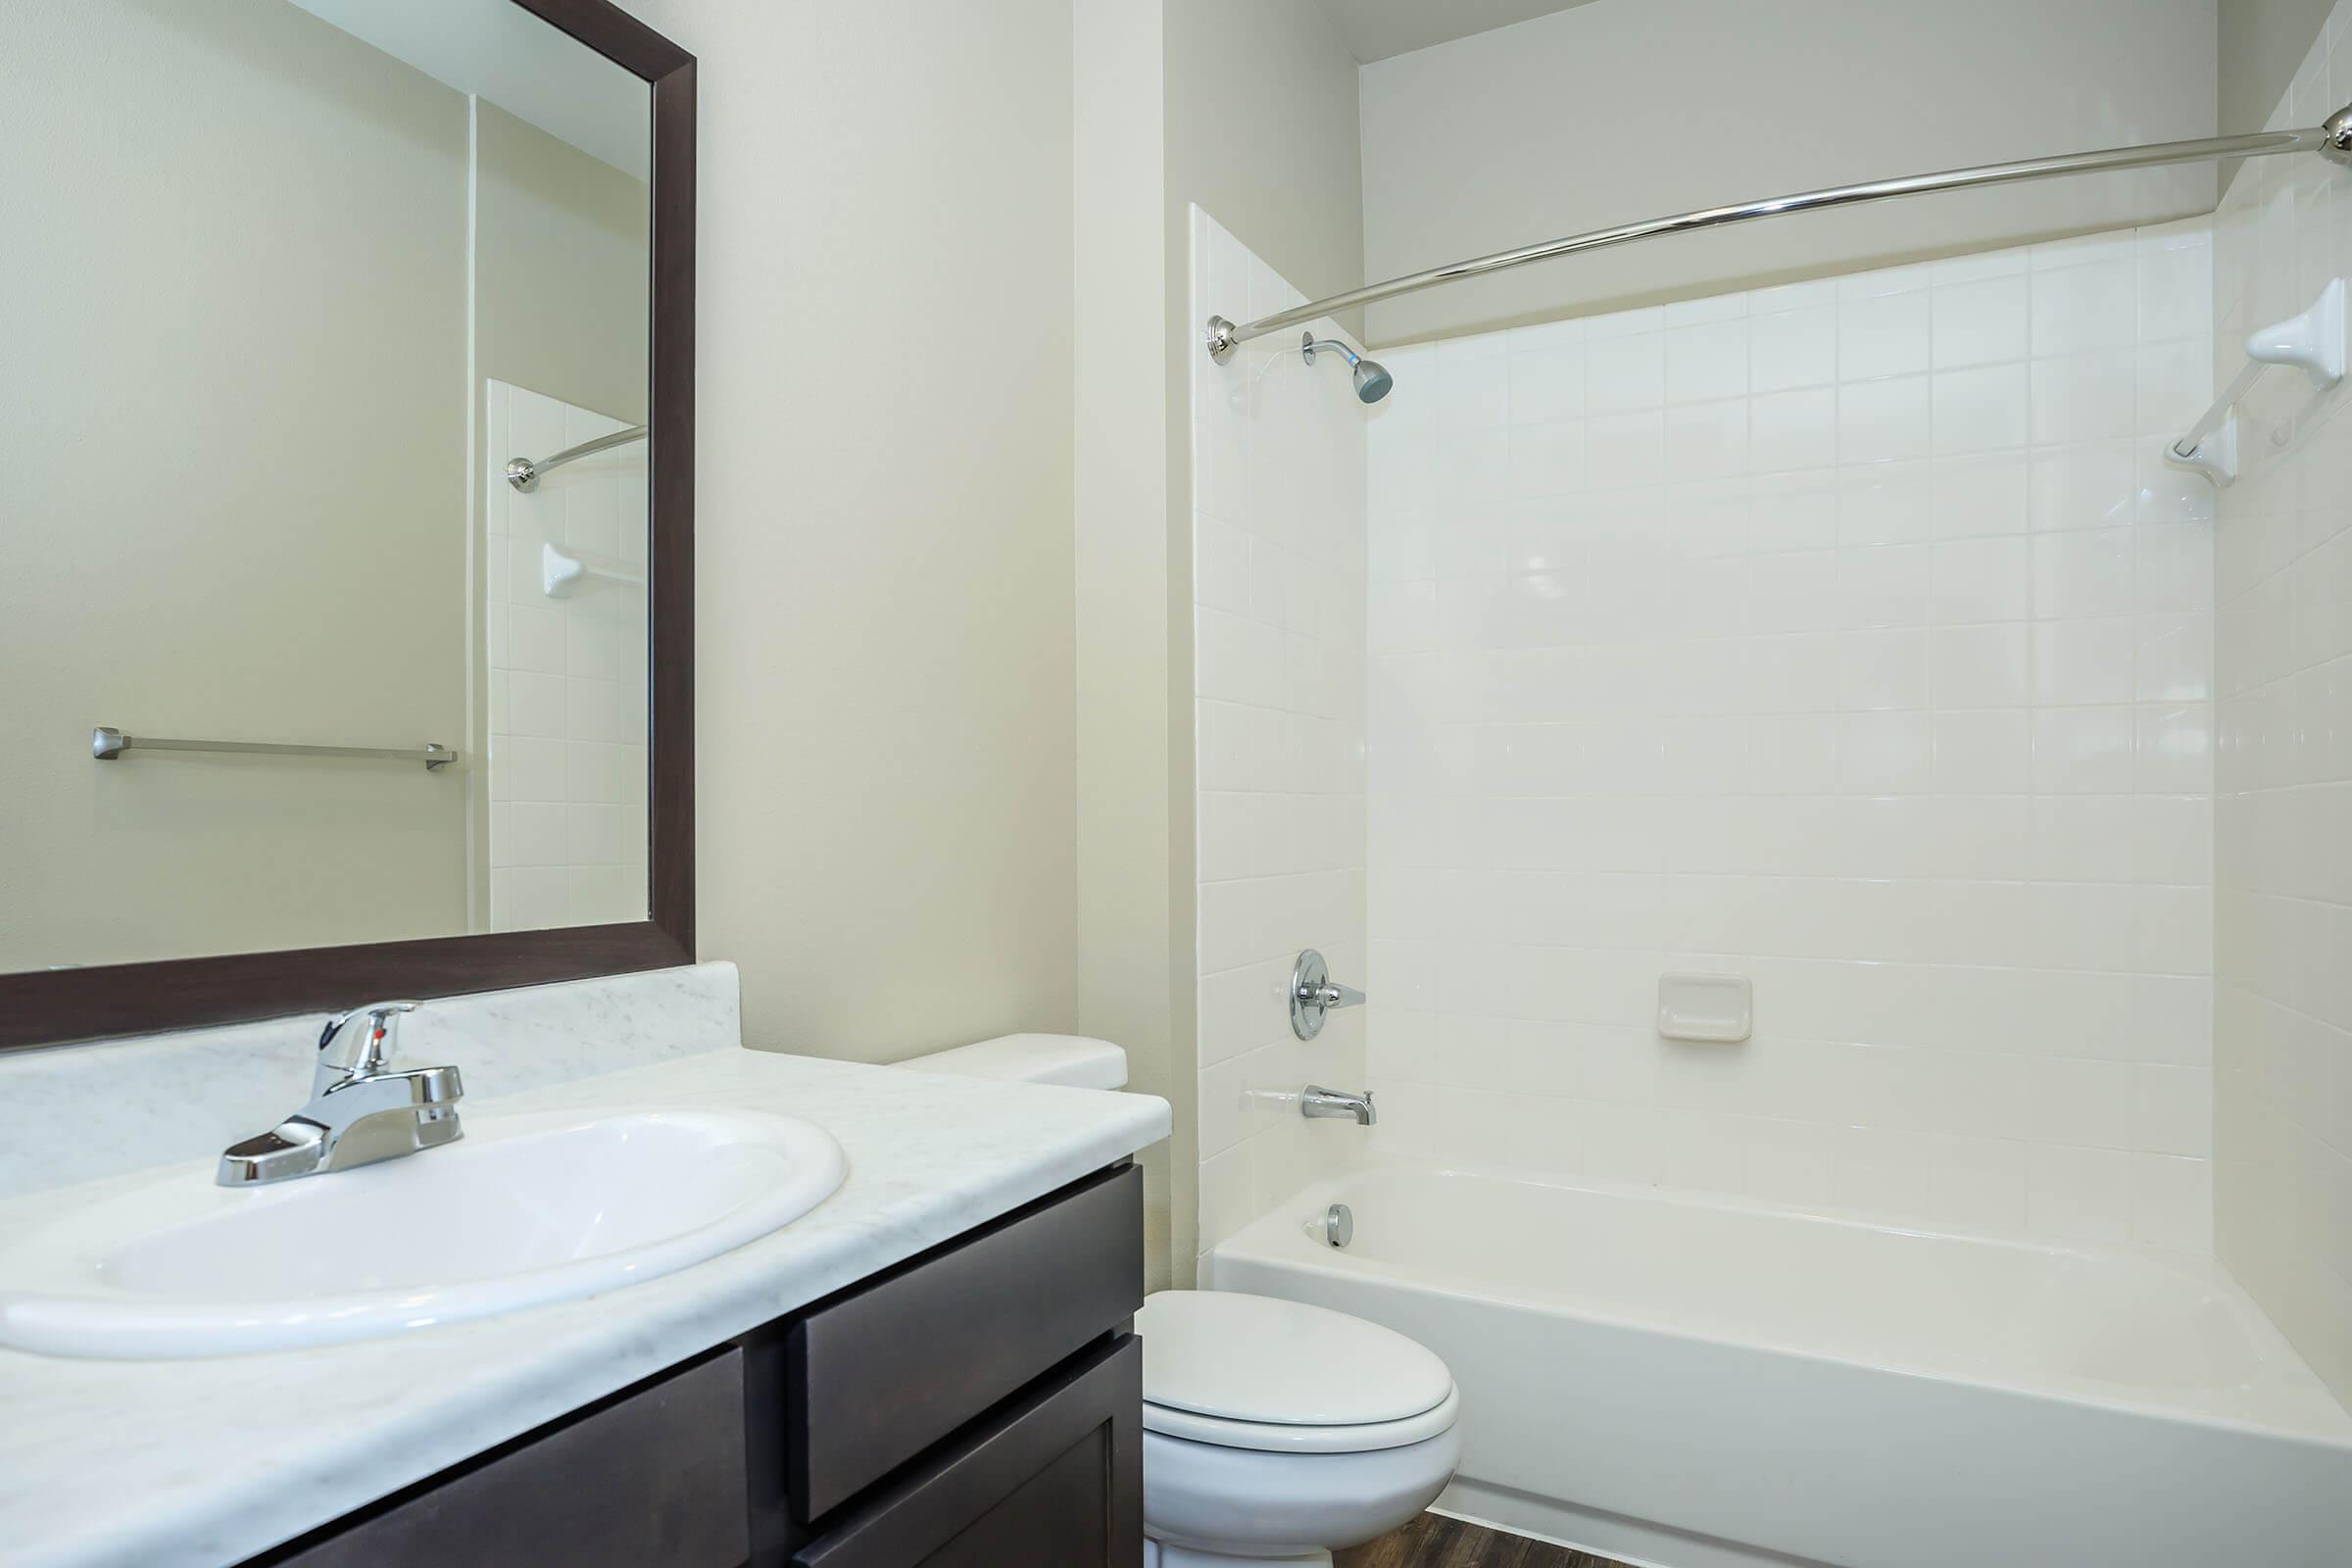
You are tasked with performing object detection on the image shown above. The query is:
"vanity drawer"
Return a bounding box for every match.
[265,1349,749,1568]
[792,1334,1142,1568]
[785,1162,1143,1521]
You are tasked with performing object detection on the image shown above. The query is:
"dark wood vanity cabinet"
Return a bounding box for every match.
[247,1165,1144,1568]
[790,1338,1140,1568]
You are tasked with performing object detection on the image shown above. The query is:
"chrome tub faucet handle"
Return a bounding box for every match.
[1290,949,1366,1040]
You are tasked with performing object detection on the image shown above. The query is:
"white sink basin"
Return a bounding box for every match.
[0,1107,846,1359]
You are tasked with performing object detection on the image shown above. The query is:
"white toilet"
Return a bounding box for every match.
[1136,1290,1460,1567]
[900,1034,1462,1567]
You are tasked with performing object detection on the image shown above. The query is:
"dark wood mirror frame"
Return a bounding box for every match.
[0,0,696,1054]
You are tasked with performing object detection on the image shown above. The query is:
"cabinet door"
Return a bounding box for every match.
[792,1336,1141,1568]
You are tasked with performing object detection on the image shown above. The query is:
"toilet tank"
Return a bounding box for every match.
[897,1033,1128,1090]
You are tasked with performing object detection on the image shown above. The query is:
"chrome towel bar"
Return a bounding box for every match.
[92,727,458,770]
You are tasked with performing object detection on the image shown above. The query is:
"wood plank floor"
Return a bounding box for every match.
[1336,1512,1632,1568]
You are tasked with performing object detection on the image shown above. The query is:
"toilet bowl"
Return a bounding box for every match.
[896,1037,1461,1564]
[1136,1290,1461,1568]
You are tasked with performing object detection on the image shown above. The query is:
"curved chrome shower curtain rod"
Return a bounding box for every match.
[1203,106,2352,362]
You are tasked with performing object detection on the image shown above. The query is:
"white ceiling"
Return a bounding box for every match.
[1310,0,1606,64]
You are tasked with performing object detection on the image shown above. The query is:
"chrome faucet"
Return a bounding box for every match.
[1300,1085,1376,1126]
[216,1001,465,1186]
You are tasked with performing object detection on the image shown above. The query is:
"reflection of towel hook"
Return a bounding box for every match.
[541,541,647,598]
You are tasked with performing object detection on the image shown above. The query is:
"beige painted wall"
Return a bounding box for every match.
[2218,0,2337,192]
[0,0,470,972]
[605,0,1340,1291]
[1357,0,2220,343]
[1166,0,1368,344]
[1073,0,1368,1289]
[598,0,1359,1293]
[612,0,1079,1063]
[476,100,651,427]
[1153,0,1367,1285]
[1075,0,1179,1290]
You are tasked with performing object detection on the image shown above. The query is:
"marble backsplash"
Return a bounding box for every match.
[0,962,742,1199]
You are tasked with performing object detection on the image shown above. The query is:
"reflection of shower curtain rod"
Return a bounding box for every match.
[505,425,647,492]
[1205,108,2352,361]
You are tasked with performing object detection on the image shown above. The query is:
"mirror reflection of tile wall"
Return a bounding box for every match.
[483,381,650,932]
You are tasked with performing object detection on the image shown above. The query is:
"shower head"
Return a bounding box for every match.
[1300,332,1395,404]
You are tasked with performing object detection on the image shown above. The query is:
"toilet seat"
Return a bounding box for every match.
[1136,1291,1459,1455]
[1145,1382,1462,1453]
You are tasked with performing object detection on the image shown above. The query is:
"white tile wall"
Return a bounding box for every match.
[1361,223,2220,1247]
[483,380,649,931]
[2212,0,2352,1407]
[1191,208,1370,1262]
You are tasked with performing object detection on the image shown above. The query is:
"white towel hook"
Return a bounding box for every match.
[2168,277,2345,487]
[2250,277,2347,388]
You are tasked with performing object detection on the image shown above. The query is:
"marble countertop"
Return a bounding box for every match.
[0,1045,1169,1568]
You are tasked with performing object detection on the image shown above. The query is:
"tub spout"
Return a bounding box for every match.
[1301,1085,1376,1126]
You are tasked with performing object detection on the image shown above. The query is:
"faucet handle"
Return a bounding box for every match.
[317,1000,420,1078]
[1289,950,1365,1040]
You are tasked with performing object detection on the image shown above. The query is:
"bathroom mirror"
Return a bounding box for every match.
[0,0,696,1048]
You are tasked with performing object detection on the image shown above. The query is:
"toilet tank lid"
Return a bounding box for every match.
[898,1033,1128,1090]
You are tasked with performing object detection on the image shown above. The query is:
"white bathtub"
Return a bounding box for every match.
[1209,1163,2352,1568]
